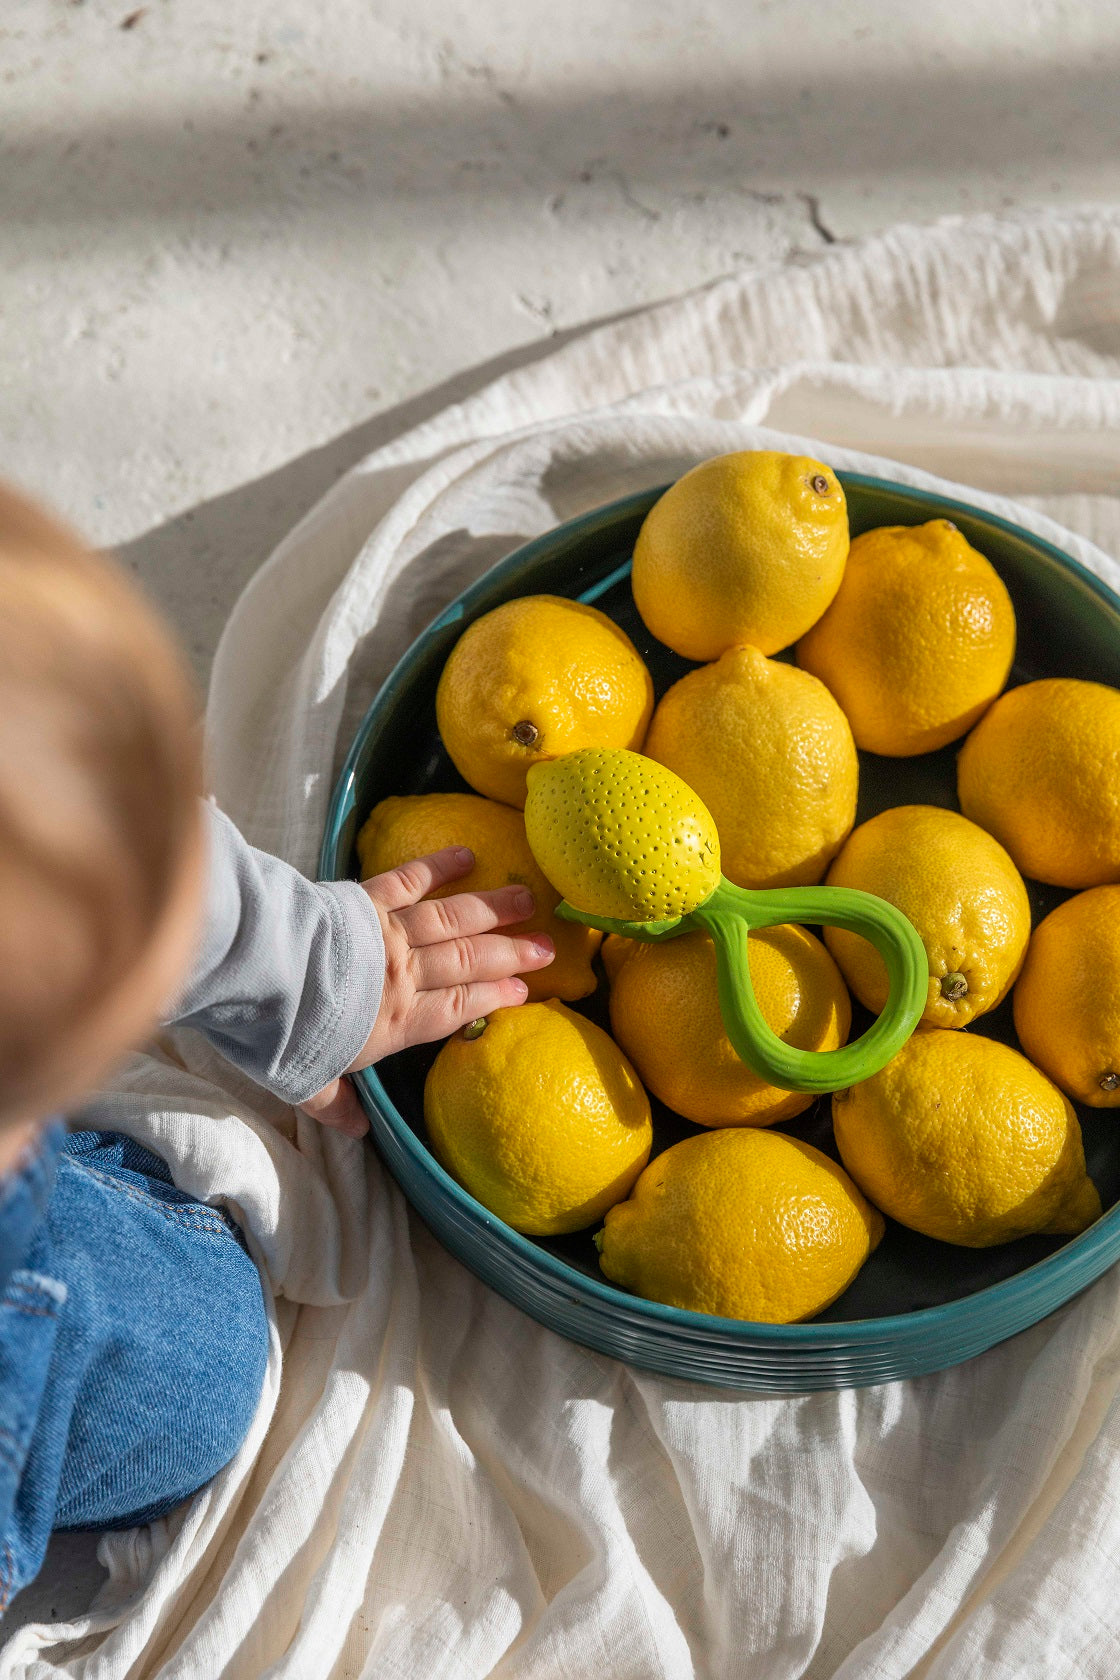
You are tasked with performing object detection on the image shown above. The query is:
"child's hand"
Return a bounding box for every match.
[300,845,554,1137]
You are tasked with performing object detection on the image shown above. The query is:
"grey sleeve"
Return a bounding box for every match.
[167,803,386,1105]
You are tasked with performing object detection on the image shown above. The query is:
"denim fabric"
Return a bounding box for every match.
[0,1128,269,1613]
[0,1123,64,1297]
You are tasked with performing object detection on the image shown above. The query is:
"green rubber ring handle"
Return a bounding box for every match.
[557,877,928,1094]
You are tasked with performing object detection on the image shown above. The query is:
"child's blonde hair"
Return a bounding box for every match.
[0,484,202,1125]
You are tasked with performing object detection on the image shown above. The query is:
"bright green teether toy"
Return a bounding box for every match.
[524,748,927,1095]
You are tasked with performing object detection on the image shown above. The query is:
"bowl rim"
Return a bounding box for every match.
[321,469,1120,1347]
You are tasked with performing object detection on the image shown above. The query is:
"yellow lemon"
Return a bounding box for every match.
[1013,886,1120,1107]
[436,594,653,809]
[424,1000,652,1235]
[958,678,1120,888]
[356,792,599,1002]
[644,645,858,889]
[833,1030,1101,1247]
[824,805,1030,1028]
[631,450,848,660]
[597,1129,882,1323]
[797,521,1016,756]
[608,926,851,1127]
[524,748,721,922]
[601,933,634,983]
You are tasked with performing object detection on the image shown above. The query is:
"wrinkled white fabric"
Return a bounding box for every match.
[6,208,1120,1679]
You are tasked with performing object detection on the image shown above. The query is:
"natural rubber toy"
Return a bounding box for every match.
[524,749,928,1095]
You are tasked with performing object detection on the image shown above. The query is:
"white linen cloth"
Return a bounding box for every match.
[6,208,1120,1679]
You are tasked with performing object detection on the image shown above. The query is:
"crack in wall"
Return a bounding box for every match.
[797,191,837,244]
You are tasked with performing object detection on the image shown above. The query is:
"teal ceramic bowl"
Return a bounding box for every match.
[320,473,1120,1391]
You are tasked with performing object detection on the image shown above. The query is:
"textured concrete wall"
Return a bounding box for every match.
[4,0,1119,674]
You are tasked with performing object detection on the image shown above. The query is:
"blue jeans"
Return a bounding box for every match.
[0,1128,269,1612]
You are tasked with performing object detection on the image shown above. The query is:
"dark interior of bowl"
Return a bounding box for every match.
[338,475,1120,1323]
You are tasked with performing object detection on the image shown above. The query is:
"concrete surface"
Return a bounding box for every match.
[5,0,1120,684]
[3,0,1120,1645]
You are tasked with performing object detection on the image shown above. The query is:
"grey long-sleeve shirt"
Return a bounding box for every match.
[169,805,386,1105]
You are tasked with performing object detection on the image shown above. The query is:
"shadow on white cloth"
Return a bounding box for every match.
[6,208,1120,1679]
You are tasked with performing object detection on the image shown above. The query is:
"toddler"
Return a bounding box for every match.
[0,484,554,1610]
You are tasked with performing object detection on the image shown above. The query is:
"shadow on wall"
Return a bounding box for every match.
[59,52,1120,675]
[5,58,1120,238]
[114,305,643,681]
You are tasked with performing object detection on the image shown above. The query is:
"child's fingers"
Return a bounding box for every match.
[299,1077,370,1138]
[412,975,530,1041]
[411,930,554,993]
[396,882,535,947]
[367,845,475,912]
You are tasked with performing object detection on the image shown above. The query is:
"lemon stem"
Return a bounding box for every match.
[511,720,540,747]
[1101,1072,1120,1093]
[462,1018,488,1041]
[940,973,969,1000]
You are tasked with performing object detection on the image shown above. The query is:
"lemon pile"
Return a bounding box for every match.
[360,448,1118,1327]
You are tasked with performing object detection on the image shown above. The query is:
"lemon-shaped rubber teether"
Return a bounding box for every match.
[524,748,721,923]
